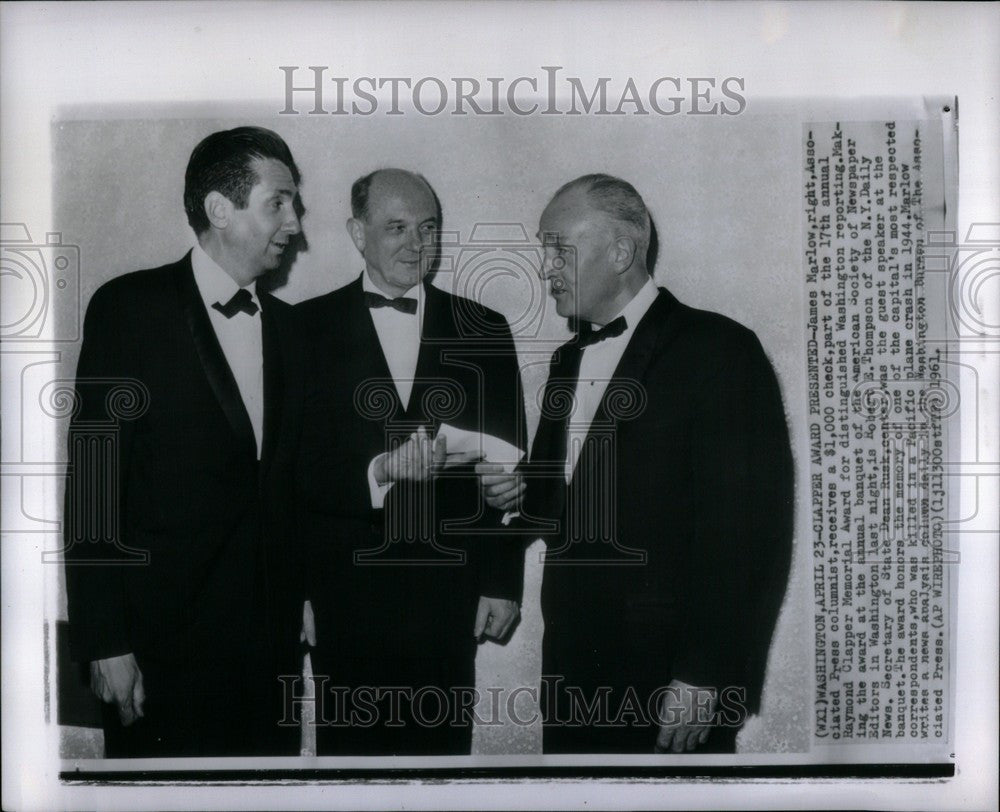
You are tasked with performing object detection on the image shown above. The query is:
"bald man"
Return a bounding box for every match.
[483,174,793,753]
[296,169,526,755]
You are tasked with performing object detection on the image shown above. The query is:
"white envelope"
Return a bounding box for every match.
[436,422,525,471]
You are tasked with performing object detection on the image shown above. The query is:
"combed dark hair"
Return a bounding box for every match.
[350,169,442,224]
[555,173,652,269]
[183,126,301,235]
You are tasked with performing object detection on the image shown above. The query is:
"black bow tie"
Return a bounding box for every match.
[212,288,258,318]
[365,291,418,314]
[577,315,627,348]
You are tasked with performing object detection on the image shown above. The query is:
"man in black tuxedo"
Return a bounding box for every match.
[64,127,308,757]
[481,174,793,753]
[296,169,526,755]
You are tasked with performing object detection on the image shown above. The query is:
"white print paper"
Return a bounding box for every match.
[437,422,525,471]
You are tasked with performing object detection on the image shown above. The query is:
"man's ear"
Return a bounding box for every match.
[610,235,637,275]
[204,191,232,230]
[346,218,366,254]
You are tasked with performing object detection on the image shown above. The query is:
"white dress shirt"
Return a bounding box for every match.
[191,243,264,459]
[362,271,424,507]
[565,277,659,481]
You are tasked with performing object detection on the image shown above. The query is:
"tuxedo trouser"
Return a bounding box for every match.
[310,644,476,756]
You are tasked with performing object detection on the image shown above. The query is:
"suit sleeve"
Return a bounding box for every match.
[669,329,794,694]
[472,315,528,602]
[269,300,311,609]
[296,312,386,522]
[294,321,360,605]
[295,301,392,604]
[64,284,136,663]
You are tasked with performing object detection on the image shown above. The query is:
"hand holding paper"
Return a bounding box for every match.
[373,424,509,488]
[373,426,442,484]
[476,461,526,512]
[436,423,524,472]
[433,423,527,514]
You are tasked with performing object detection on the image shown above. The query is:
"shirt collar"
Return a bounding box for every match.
[592,276,659,339]
[191,242,261,313]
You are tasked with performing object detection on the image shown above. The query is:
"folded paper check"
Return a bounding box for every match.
[436,423,524,472]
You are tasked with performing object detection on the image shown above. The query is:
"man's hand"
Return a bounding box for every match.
[90,653,145,726]
[374,426,440,484]
[300,599,316,647]
[654,680,718,753]
[474,462,525,512]
[374,428,481,485]
[473,595,520,641]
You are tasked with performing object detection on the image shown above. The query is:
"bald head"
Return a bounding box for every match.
[551,174,651,272]
[347,168,441,298]
[351,169,441,225]
[538,174,652,325]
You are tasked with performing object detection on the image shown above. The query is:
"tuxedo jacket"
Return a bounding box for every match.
[64,252,306,681]
[296,275,526,668]
[528,287,793,718]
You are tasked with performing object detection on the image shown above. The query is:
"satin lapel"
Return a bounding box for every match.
[258,292,283,483]
[595,289,676,425]
[174,255,256,457]
[345,276,404,422]
[570,289,677,488]
[406,284,455,426]
[528,339,583,521]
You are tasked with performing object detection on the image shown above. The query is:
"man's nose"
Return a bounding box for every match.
[282,207,301,234]
[407,229,426,252]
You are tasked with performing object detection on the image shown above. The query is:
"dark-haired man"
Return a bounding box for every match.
[297,168,526,755]
[482,174,793,753]
[64,126,308,756]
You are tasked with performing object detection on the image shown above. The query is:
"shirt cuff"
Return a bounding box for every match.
[367,454,393,509]
[501,511,520,526]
